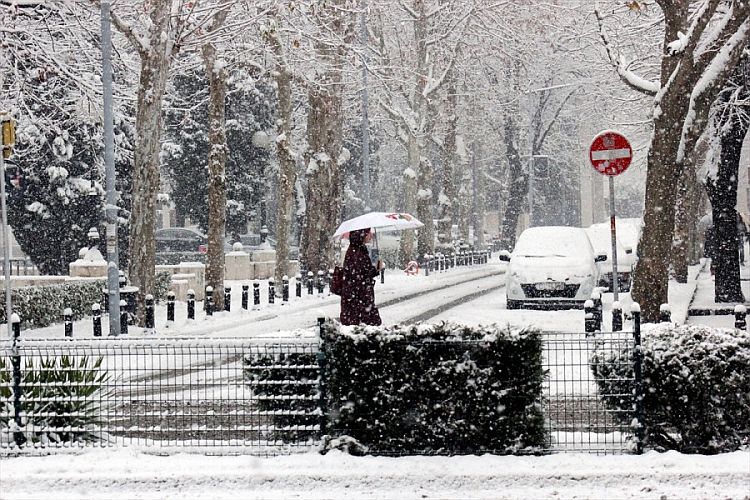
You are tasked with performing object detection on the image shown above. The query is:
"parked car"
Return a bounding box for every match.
[500,226,606,310]
[585,220,639,292]
[155,227,208,253]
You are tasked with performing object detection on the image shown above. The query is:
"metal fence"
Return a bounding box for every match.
[0,337,322,455]
[1,326,642,456]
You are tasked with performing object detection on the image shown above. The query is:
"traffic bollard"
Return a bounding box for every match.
[295,274,302,298]
[307,271,314,295]
[187,289,195,320]
[242,285,249,310]
[612,301,623,332]
[424,254,430,276]
[659,303,671,323]
[253,281,260,307]
[224,286,231,312]
[282,276,289,303]
[584,300,596,336]
[317,270,325,295]
[119,300,128,335]
[64,307,73,337]
[145,294,155,331]
[92,303,102,337]
[205,286,214,316]
[167,292,175,323]
[591,290,602,332]
[268,280,275,304]
[735,304,747,330]
[327,269,333,294]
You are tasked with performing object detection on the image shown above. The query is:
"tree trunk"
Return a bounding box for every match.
[436,81,458,252]
[202,18,228,311]
[127,0,173,322]
[499,116,526,251]
[672,165,700,283]
[272,67,295,287]
[398,167,418,266]
[707,116,748,303]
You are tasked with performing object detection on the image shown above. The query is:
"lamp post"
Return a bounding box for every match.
[100,0,121,335]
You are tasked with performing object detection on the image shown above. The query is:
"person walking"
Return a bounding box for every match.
[340,228,383,326]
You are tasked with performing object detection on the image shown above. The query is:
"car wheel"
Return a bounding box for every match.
[506,299,522,310]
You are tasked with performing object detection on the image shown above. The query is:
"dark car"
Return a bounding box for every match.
[155,227,208,253]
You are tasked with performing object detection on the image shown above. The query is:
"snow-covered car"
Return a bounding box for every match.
[499,226,606,310]
[585,219,640,292]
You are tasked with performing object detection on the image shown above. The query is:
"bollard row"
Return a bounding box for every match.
[423,250,492,276]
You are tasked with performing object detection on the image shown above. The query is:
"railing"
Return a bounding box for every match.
[0,258,38,277]
[1,325,643,456]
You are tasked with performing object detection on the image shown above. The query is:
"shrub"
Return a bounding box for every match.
[0,280,105,330]
[0,355,110,446]
[323,320,547,455]
[153,271,172,302]
[591,324,750,453]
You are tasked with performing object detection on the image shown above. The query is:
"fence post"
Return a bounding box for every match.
[205,286,214,316]
[145,294,155,331]
[92,303,102,337]
[224,286,231,312]
[316,317,328,440]
[659,303,671,323]
[307,271,314,295]
[612,301,623,332]
[241,285,249,310]
[64,307,73,337]
[295,274,302,298]
[282,276,289,303]
[119,300,128,335]
[187,289,195,320]
[734,305,746,330]
[268,280,275,304]
[10,313,25,447]
[167,292,175,323]
[584,299,596,336]
[632,302,644,455]
[424,254,430,276]
[253,281,260,308]
[380,265,385,284]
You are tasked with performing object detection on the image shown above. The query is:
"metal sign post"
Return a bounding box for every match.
[589,130,633,303]
[1,114,15,337]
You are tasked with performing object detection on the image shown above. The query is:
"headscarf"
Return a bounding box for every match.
[349,228,370,247]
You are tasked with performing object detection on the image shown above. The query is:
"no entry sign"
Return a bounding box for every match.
[589,130,632,176]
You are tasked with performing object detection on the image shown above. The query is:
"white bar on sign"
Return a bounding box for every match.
[591,148,631,161]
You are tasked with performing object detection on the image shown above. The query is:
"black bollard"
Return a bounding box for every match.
[307,271,314,295]
[92,303,102,337]
[10,314,25,447]
[224,286,231,312]
[317,270,325,295]
[167,292,175,323]
[282,276,289,303]
[424,254,430,276]
[591,290,602,332]
[64,307,73,337]
[584,300,596,336]
[327,269,334,294]
[268,280,275,304]
[205,286,214,316]
[242,285,249,310]
[734,305,746,330]
[119,300,128,335]
[659,304,671,323]
[187,289,195,320]
[380,265,385,284]
[253,282,260,307]
[295,274,302,298]
[145,294,155,331]
[612,301,623,332]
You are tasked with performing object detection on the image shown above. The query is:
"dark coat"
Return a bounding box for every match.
[340,241,381,326]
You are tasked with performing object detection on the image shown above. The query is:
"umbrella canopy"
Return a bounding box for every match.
[332,212,424,239]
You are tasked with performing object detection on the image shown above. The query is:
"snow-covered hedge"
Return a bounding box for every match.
[323,321,546,455]
[0,280,105,330]
[591,324,750,454]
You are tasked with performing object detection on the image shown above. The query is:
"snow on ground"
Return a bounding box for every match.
[1,448,748,499]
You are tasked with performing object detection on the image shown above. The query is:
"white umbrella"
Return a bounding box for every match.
[332,212,424,240]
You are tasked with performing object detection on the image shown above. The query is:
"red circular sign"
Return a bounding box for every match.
[589,131,632,176]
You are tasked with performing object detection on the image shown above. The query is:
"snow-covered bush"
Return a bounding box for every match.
[591,324,750,454]
[323,321,546,455]
[0,280,105,330]
[0,355,109,446]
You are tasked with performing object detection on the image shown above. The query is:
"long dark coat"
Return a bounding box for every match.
[340,241,381,326]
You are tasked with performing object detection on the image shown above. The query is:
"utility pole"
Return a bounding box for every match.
[100,0,121,336]
[360,0,370,210]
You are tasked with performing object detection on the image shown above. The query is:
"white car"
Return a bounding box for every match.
[500,226,606,310]
[585,220,640,292]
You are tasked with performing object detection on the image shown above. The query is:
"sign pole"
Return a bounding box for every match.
[608,176,619,303]
[1,149,11,337]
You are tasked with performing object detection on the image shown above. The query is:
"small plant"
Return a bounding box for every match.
[1,355,110,446]
[591,324,750,454]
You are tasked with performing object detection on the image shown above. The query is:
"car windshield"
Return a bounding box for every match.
[514,228,586,258]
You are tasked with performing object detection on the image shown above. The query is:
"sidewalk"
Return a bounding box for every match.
[686,257,749,329]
